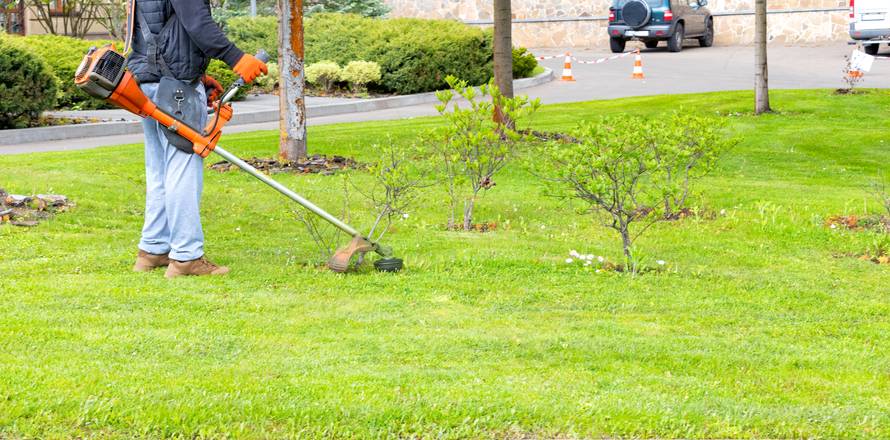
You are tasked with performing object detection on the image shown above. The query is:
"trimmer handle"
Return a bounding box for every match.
[218,50,270,105]
[230,49,270,89]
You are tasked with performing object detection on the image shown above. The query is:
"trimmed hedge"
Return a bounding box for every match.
[0,38,58,128]
[227,13,534,95]
[15,34,117,110]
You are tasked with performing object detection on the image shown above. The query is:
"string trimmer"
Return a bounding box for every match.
[74,45,402,273]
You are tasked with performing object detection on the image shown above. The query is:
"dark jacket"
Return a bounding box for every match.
[125,0,244,83]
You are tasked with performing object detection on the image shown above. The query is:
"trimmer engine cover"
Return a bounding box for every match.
[75,45,126,99]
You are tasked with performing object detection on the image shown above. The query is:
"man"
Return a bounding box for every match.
[126,0,267,277]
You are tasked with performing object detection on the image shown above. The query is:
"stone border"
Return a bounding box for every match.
[0,68,554,146]
[463,7,847,25]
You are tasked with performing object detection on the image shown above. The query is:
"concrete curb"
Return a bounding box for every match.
[2,68,554,146]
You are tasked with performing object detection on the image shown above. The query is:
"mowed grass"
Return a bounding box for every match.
[1,90,889,439]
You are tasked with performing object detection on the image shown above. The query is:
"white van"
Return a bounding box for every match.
[850,0,890,55]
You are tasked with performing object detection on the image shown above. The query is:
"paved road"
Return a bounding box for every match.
[2,42,882,155]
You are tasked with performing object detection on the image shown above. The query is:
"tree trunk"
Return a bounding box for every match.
[619,224,634,271]
[493,0,513,99]
[278,0,308,161]
[463,197,475,231]
[754,0,770,114]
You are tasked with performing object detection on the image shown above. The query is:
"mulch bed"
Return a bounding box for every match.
[0,188,74,227]
[210,155,361,175]
[824,214,890,233]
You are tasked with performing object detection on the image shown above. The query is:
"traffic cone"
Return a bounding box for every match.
[631,50,644,79]
[561,52,575,81]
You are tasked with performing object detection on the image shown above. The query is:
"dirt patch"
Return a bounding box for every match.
[210,155,361,175]
[519,129,581,144]
[447,221,500,233]
[834,88,861,95]
[824,214,890,233]
[0,189,74,227]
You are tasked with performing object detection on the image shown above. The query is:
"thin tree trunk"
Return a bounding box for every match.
[620,226,633,270]
[278,0,308,161]
[493,0,513,99]
[754,0,770,114]
[463,197,475,231]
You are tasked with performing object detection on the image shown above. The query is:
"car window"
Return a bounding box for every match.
[614,0,664,7]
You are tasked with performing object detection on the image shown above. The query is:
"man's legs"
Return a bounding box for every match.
[138,82,172,257]
[137,82,219,272]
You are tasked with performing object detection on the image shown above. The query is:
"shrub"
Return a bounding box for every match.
[434,76,540,230]
[305,61,342,93]
[536,114,734,272]
[204,59,249,101]
[341,60,381,92]
[0,38,58,128]
[255,62,279,93]
[229,13,499,94]
[512,47,538,79]
[225,16,279,59]
[15,34,117,110]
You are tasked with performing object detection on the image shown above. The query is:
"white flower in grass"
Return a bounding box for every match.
[830,224,837,229]
[720,209,727,216]
[570,250,580,257]
[565,258,574,264]
[584,261,592,266]
[595,269,601,273]
[597,256,605,262]
[657,260,666,266]
[402,213,409,219]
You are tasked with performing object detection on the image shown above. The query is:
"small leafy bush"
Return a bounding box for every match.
[14,34,117,110]
[512,47,539,79]
[536,114,734,272]
[341,60,381,93]
[434,76,540,230]
[305,61,342,93]
[0,38,58,128]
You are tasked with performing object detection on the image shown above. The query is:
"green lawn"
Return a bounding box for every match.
[1,90,889,439]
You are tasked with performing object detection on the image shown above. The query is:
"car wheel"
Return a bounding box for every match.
[610,37,627,53]
[865,44,880,56]
[668,23,684,52]
[699,19,714,47]
[644,40,659,49]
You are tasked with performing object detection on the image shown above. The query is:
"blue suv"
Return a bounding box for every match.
[608,0,714,53]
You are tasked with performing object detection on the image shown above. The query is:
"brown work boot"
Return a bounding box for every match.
[164,256,230,278]
[133,250,170,272]
[328,235,375,273]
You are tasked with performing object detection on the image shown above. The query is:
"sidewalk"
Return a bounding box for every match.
[2,42,881,155]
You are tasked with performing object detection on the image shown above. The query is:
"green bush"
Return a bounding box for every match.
[15,34,117,110]
[305,60,342,93]
[255,62,279,93]
[512,47,538,79]
[341,60,381,92]
[0,38,57,128]
[228,13,497,94]
[225,16,279,60]
[205,59,247,101]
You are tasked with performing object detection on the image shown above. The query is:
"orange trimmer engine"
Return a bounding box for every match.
[74,45,233,157]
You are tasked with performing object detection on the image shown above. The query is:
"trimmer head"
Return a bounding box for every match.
[328,235,403,273]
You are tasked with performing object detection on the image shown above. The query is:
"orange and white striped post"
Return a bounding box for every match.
[561,52,575,81]
[631,49,644,79]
